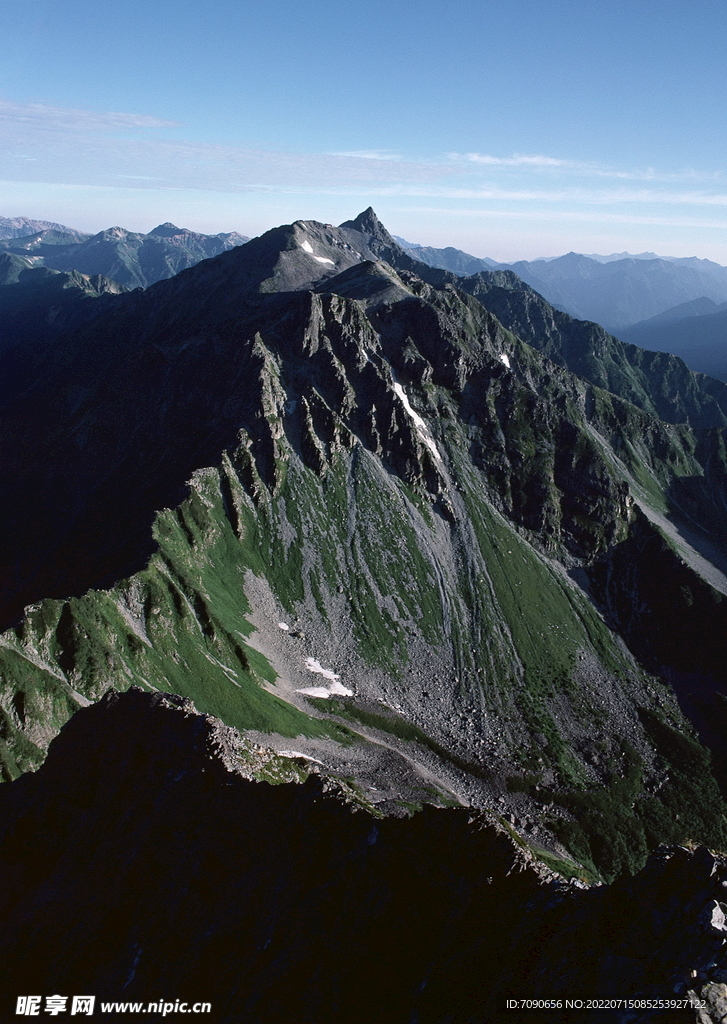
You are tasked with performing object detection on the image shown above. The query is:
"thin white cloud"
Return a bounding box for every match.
[328,149,403,161]
[0,99,182,132]
[401,204,727,231]
[2,97,727,226]
[449,151,721,184]
[456,152,570,167]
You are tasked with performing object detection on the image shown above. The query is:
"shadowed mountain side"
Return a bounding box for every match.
[619,307,727,383]
[0,253,128,355]
[2,227,726,633]
[0,689,549,1024]
[3,690,727,1023]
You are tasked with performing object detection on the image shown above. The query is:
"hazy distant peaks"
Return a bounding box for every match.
[0,216,89,243]
[581,251,662,263]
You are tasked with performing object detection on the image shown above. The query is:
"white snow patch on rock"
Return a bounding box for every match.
[328,680,354,696]
[498,353,511,368]
[300,237,335,265]
[392,381,442,463]
[305,657,340,682]
[296,657,354,698]
[278,750,326,765]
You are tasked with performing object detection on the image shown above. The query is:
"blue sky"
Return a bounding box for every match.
[2,0,727,260]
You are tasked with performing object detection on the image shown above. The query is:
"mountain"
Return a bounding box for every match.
[455,269,727,428]
[1,210,727,890]
[4,686,727,1022]
[619,304,727,383]
[0,215,89,241]
[583,251,663,262]
[629,296,727,324]
[402,243,499,275]
[0,252,128,352]
[406,244,727,333]
[482,253,727,332]
[0,221,250,289]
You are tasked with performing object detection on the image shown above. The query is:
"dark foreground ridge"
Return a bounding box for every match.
[2,689,727,1024]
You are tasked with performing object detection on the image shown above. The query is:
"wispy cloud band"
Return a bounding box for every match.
[0,99,182,132]
[3,97,727,234]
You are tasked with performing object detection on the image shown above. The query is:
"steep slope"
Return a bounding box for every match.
[0,221,249,289]
[346,215,727,433]
[2,216,727,878]
[402,243,498,276]
[456,269,727,429]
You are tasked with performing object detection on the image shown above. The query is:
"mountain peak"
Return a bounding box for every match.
[339,207,393,243]
[149,223,187,238]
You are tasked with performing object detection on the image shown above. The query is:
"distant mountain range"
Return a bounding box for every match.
[403,241,727,333]
[0,216,89,242]
[4,214,727,387]
[0,218,249,289]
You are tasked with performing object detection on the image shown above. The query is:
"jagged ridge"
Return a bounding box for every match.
[2,215,727,878]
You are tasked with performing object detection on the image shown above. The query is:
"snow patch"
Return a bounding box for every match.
[328,680,355,696]
[304,656,340,682]
[392,382,443,463]
[498,353,511,368]
[278,750,326,765]
[296,657,354,698]
[300,237,335,265]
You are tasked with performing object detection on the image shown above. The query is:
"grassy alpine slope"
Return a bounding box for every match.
[0,214,726,881]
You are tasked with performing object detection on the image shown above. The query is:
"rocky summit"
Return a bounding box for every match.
[2,209,727,1018]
